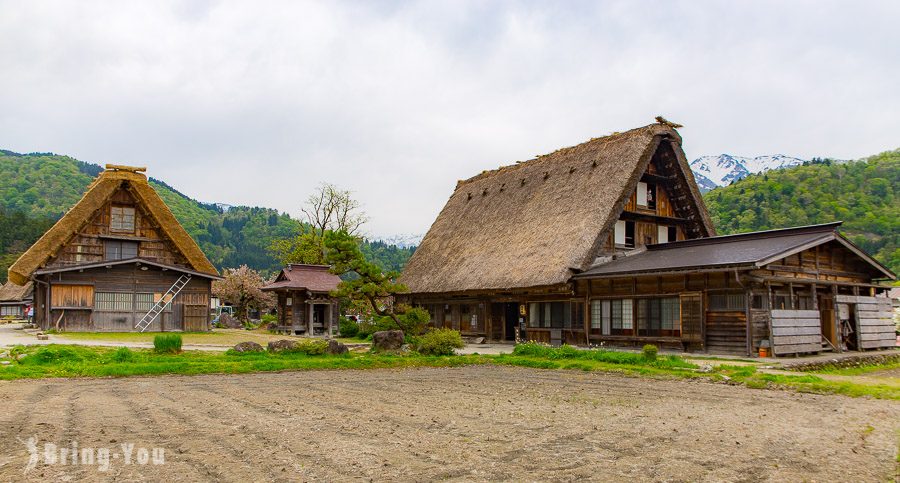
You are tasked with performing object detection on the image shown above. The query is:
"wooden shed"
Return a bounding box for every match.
[6,165,221,332]
[401,120,896,356]
[262,264,341,337]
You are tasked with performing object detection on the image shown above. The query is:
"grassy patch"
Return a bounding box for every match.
[809,359,900,376]
[0,344,490,380]
[1,343,896,400]
[53,329,296,347]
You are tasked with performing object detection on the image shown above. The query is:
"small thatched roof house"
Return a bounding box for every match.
[9,165,220,332]
[402,120,895,357]
[0,281,33,318]
[402,122,713,294]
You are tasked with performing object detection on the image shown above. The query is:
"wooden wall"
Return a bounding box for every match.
[36,263,211,332]
[45,185,192,271]
[770,309,822,356]
[836,295,895,350]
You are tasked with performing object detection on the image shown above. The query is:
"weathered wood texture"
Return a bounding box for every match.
[705,311,747,355]
[770,309,821,355]
[45,186,192,271]
[36,263,211,332]
[836,295,894,349]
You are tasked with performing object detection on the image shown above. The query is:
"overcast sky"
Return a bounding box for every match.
[1,1,898,236]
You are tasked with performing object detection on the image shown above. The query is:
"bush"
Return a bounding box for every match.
[22,346,85,365]
[110,347,135,362]
[282,338,328,355]
[397,307,431,336]
[642,344,658,361]
[356,317,397,339]
[261,313,278,324]
[511,342,691,369]
[154,334,183,354]
[415,328,464,356]
[338,316,359,338]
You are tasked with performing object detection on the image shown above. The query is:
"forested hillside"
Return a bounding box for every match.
[703,150,899,275]
[0,151,415,282]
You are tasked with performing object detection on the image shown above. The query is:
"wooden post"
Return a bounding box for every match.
[327,303,333,338]
[788,283,794,310]
[832,284,842,353]
[584,280,592,346]
[745,289,752,356]
[308,302,314,336]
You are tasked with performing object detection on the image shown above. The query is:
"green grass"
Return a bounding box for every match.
[153,334,182,354]
[808,359,900,376]
[1,343,896,400]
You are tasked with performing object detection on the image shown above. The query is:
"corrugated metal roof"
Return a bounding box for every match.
[576,223,846,278]
[261,264,341,293]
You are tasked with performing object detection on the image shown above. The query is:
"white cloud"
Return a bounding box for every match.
[1,0,898,235]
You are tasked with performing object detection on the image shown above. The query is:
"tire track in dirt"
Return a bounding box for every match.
[106,381,230,482]
[131,382,304,481]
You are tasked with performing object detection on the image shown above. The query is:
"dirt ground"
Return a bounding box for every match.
[0,366,897,482]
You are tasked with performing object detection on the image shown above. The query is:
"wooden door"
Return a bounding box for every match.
[180,292,209,332]
[680,293,703,349]
[818,294,837,348]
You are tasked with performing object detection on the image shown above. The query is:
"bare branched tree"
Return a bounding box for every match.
[301,183,368,237]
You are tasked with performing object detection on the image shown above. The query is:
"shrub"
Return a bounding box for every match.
[282,338,328,355]
[110,347,135,362]
[511,342,692,369]
[415,328,464,356]
[356,317,397,339]
[642,344,658,361]
[397,307,431,336]
[338,316,359,338]
[154,334,183,354]
[261,313,278,324]
[23,346,85,365]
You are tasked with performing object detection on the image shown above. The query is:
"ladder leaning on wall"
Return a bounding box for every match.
[134,274,192,333]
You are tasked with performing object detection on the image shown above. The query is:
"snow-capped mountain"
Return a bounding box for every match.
[372,233,423,249]
[689,154,806,192]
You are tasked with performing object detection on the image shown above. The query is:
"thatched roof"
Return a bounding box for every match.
[0,281,32,302]
[401,122,713,294]
[7,165,218,285]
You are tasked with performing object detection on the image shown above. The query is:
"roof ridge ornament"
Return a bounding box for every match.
[654,116,683,129]
[105,164,147,173]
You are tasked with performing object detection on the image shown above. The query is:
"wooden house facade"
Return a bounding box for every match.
[7,165,221,332]
[401,121,896,356]
[262,264,341,337]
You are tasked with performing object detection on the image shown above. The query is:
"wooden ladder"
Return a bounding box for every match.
[134,274,191,332]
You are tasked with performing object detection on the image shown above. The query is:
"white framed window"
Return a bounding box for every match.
[658,225,669,244]
[614,220,626,245]
[636,182,648,206]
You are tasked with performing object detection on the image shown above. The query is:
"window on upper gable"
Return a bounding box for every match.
[110,206,136,233]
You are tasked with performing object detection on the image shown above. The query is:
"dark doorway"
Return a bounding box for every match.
[504,303,519,341]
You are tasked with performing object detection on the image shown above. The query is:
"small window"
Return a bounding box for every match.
[105,240,138,260]
[614,220,635,248]
[624,221,635,248]
[668,226,677,242]
[708,293,747,311]
[646,184,656,210]
[110,206,136,232]
[636,182,648,206]
[95,292,133,311]
[750,294,769,310]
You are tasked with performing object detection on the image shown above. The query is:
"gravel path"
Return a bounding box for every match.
[0,365,897,481]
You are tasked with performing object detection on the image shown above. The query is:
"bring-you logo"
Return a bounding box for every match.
[19,436,165,473]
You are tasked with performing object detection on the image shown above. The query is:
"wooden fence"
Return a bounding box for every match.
[770,309,821,356]
[836,295,895,350]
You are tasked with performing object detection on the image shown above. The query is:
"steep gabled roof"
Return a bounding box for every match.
[0,281,33,302]
[401,122,713,294]
[261,264,342,293]
[575,222,896,280]
[7,165,218,285]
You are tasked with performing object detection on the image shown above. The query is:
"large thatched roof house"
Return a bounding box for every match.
[402,120,895,356]
[8,165,221,332]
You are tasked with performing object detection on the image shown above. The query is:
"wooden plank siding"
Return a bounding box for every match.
[835,295,894,349]
[37,263,212,332]
[770,309,821,355]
